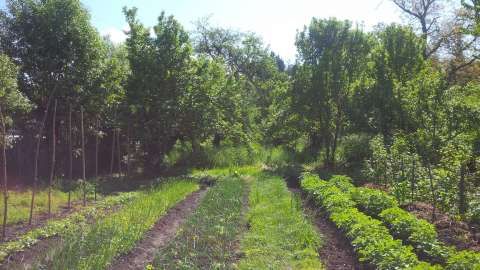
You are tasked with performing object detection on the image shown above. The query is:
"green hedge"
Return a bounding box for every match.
[301,173,438,270]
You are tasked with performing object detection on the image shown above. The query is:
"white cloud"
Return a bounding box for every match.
[101,26,128,44]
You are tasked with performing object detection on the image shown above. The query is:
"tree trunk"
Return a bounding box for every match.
[29,92,55,225]
[458,164,467,216]
[0,105,8,241]
[94,117,99,201]
[81,107,86,206]
[116,128,121,177]
[126,123,130,178]
[411,159,416,203]
[48,100,57,216]
[427,164,437,222]
[67,103,72,209]
[110,129,115,175]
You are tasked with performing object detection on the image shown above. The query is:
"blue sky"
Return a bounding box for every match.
[0,0,403,63]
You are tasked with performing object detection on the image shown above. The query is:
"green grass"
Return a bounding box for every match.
[154,176,246,269]
[0,191,139,263]
[2,188,86,225]
[43,180,199,270]
[238,174,323,270]
[192,165,261,178]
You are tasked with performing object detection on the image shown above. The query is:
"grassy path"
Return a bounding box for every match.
[238,174,323,270]
[153,176,247,269]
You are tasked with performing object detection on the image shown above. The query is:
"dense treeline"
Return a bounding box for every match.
[0,0,480,236]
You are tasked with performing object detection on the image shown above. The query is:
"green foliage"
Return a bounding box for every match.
[0,54,30,117]
[47,180,198,269]
[239,174,323,269]
[293,18,371,164]
[446,250,480,270]
[328,175,355,193]
[379,207,452,264]
[154,177,245,269]
[1,0,106,108]
[300,173,435,269]
[351,187,398,217]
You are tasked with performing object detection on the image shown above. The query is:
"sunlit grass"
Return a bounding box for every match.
[154,176,246,269]
[192,165,262,177]
[239,174,323,269]
[1,188,88,225]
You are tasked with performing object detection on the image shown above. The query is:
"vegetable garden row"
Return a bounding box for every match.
[301,173,480,269]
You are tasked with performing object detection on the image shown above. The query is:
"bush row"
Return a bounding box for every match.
[301,173,439,270]
[334,174,480,269]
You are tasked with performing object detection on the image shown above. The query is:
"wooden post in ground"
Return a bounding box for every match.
[126,123,130,179]
[67,103,72,209]
[116,128,121,177]
[47,100,57,216]
[0,105,8,241]
[81,107,86,206]
[29,94,55,225]
[94,117,99,201]
[110,128,115,176]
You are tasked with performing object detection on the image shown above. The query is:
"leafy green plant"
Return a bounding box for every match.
[379,207,452,264]
[300,173,438,269]
[445,250,480,270]
[239,174,323,269]
[328,175,355,193]
[351,187,398,216]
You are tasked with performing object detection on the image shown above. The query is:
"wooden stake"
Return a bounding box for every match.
[67,103,72,209]
[47,100,57,216]
[0,105,8,241]
[29,93,54,225]
[81,107,86,206]
[94,117,99,201]
[116,128,121,176]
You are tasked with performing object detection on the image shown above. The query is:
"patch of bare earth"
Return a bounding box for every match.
[108,188,208,270]
[290,188,361,270]
[405,202,480,252]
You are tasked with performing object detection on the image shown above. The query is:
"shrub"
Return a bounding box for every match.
[329,175,355,193]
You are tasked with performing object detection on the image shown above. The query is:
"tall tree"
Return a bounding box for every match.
[294,18,371,166]
[0,0,106,223]
[123,7,191,172]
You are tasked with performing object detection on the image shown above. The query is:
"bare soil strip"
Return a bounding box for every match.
[290,188,361,270]
[108,188,208,270]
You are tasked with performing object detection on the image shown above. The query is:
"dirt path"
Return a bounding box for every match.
[108,188,208,270]
[290,188,360,270]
